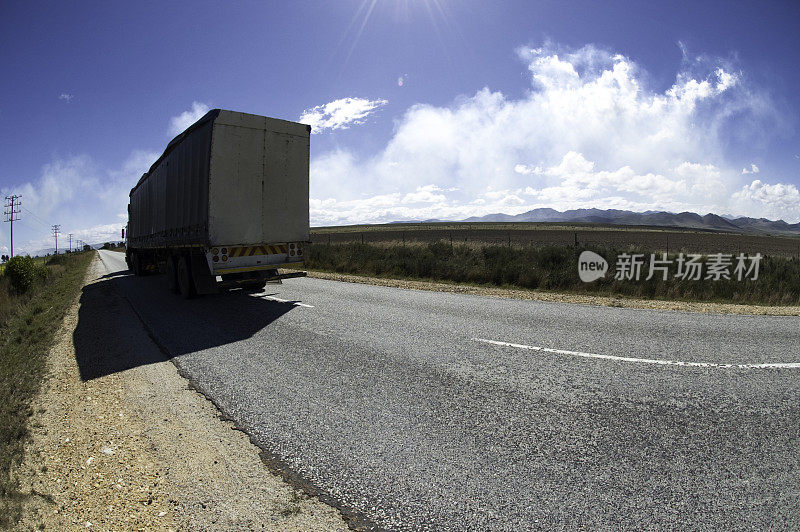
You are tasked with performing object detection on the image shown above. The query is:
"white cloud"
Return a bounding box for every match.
[299,97,387,134]
[310,188,534,227]
[59,93,73,102]
[742,164,759,174]
[0,150,158,255]
[516,155,727,214]
[168,101,210,136]
[731,180,800,222]
[514,164,542,175]
[308,42,779,225]
[402,185,446,204]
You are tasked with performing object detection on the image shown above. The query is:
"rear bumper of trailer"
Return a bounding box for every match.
[206,242,307,275]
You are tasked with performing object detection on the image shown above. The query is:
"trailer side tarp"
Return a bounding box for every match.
[128,109,309,249]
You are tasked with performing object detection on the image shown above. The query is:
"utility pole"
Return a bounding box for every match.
[4,194,21,257]
[68,233,73,252]
[52,224,61,254]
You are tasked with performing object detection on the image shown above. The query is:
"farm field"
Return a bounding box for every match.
[310,222,800,257]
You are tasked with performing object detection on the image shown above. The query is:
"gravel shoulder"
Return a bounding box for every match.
[302,270,800,316]
[12,257,350,531]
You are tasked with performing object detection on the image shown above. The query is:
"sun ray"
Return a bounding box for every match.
[343,0,379,69]
[331,0,467,88]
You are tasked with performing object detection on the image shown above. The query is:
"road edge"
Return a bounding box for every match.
[299,270,800,316]
[108,259,385,532]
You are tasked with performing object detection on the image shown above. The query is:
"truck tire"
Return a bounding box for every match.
[131,252,144,276]
[177,255,196,299]
[166,255,179,294]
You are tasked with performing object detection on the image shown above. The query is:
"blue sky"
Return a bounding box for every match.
[1,1,799,254]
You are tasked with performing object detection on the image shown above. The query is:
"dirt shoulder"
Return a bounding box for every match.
[302,270,800,316]
[12,257,349,531]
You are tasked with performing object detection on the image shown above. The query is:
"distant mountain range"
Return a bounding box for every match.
[401,208,800,236]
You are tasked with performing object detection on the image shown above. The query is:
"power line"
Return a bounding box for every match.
[4,195,21,257]
[52,224,61,254]
[22,207,51,229]
[16,218,49,235]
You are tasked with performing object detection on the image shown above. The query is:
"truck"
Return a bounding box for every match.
[125,109,310,298]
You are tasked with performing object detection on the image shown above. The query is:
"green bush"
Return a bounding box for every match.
[2,256,46,294]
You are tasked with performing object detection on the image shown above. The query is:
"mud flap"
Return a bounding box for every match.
[190,252,219,295]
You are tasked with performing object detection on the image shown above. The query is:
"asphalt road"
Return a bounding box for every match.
[95,250,800,530]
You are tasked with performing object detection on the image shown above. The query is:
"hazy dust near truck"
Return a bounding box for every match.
[125,109,310,297]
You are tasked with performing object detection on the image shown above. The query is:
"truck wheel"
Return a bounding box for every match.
[177,255,196,299]
[131,252,144,276]
[166,256,179,294]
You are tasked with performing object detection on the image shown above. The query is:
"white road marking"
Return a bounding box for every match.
[262,295,314,308]
[472,338,800,369]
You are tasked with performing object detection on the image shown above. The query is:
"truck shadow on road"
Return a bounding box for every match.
[73,272,297,381]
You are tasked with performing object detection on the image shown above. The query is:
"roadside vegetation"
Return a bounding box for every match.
[100,241,126,252]
[306,242,800,305]
[0,250,94,526]
[311,222,800,257]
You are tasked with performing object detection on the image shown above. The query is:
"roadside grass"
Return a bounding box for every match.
[0,251,94,526]
[306,242,800,306]
[311,223,800,257]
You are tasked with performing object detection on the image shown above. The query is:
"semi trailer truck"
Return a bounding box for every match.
[125,109,310,297]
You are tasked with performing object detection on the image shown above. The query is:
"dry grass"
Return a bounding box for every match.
[311,223,800,257]
[0,251,94,526]
[306,242,800,306]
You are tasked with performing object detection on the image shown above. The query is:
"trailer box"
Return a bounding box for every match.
[126,109,310,296]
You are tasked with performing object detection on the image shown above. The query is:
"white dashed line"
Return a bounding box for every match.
[472,338,800,369]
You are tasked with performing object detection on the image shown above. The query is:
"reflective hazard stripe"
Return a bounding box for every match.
[227,245,289,257]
